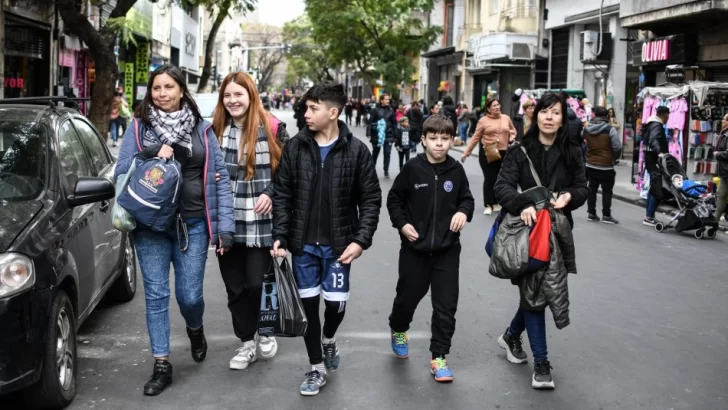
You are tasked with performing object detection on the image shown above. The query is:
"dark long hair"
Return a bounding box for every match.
[134,65,202,125]
[522,92,575,165]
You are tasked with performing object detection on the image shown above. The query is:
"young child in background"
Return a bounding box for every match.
[395,117,413,170]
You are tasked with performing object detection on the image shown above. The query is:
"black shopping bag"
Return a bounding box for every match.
[258,258,308,337]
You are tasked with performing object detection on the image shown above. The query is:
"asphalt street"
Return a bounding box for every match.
[6,109,726,410]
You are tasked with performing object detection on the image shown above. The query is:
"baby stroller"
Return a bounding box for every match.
[654,155,719,239]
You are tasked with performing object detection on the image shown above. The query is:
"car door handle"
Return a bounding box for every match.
[100,200,110,213]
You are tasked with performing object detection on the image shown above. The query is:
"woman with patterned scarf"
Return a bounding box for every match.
[212,72,289,372]
[114,65,235,396]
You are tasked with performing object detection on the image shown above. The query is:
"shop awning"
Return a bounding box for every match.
[421,46,456,58]
[637,81,728,105]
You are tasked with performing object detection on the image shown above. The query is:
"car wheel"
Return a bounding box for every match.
[25,290,77,409]
[108,235,137,303]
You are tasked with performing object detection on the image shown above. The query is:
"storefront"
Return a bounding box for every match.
[58,35,91,115]
[3,12,51,98]
[422,47,463,106]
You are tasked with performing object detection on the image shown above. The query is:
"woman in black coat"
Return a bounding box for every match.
[492,93,588,390]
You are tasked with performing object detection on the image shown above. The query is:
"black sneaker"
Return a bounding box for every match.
[602,215,619,225]
[532,360,555,389]
[497,332,528,364]
[587,213,600,222]
[643,217,658,227]
[187,326,207,363]
[143,359,173,396]
[322,341,341,371]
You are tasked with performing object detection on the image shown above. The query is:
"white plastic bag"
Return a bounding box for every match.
[112,160,137,232]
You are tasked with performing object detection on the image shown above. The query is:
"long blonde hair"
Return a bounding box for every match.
[212,73,281,180]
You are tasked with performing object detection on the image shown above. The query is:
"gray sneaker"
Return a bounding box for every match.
[532,360,555,389]
[258,335,278,359]
[498,333,528,364]
[300,370,327,396]
[229,341,257,370]
[322,341,340,371]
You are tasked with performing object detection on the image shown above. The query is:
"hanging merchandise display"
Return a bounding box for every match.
[513,89,588,122]
[633,81,728,193]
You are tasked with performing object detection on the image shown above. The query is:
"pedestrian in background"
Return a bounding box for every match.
[584,106,622,224]
[457,104,470,145]
[642,106,670,226]
[713,114,728,225]
[387,114,474,383]
[212,72,286,371]
[395,116,413,169]
[461,97,516,215]
[493,92,588,390]
[406,101,423,153]
[114,65,235,396]
[369,92,397,178]
[345,99,353,125]
[109,90,128,147]
[271,82,382,396]
[513,99,535,142]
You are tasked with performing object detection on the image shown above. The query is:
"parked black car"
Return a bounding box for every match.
[0,98,137,408]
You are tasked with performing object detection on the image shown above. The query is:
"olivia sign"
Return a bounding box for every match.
[642,39,671,63]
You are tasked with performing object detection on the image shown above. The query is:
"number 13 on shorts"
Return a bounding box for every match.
[323,261,350,301]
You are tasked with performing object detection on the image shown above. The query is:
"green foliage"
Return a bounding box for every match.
[282,16,336,84]
[106,17,147,47]
[179,0,257,15]
[305,0,441,93]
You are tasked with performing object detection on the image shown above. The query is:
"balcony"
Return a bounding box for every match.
[456,23,483,51]
[468,32,538,68]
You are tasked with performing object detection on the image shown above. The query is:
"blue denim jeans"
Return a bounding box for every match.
[507,306,548,362]
[459,123,468,143]
[646,192,659,219]
[109,117,124,143]
[133,218,209,357]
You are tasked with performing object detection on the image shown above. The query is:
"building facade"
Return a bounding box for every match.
[172,4,202,86]
[461,0,541,116]
[420,0,465,107]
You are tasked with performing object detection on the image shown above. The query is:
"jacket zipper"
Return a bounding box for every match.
[301,142,319,246]
[431,167,438,249]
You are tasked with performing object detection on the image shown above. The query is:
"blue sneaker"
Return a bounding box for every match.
[430,357,454,383]
[300,370,327,396]
[391,331,409,359]
[322,341,340,371]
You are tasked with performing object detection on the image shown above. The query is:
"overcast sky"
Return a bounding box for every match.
[257,0,306,26]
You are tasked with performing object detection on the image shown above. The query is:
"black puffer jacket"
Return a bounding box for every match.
[441,104,459,132]
[494,140,588,228]
[369,103,396,146]
[567,108,584,146]
[716,131,728,178]
[272,121,382,256]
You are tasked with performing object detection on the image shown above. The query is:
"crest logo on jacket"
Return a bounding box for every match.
[444,181,453,192]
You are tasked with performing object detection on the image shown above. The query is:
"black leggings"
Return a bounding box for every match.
[478,144,505,207]
[301,295,346,364]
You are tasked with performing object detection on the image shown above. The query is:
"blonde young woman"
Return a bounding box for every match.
[212,72,289,370]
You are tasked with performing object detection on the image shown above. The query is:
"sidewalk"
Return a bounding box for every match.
[451,143,728,231]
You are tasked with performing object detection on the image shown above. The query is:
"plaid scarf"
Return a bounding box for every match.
[146,103,196,155]
[220,121,273,247]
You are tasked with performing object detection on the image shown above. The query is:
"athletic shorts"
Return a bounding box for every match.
[292,244,351,301]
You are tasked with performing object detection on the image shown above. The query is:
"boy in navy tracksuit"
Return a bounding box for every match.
[386,114,475,383]
[395,116,413,169]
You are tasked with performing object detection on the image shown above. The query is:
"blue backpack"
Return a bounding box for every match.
[117,119,183,232]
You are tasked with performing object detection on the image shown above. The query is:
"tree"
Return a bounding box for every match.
[305,0,441,97]
[242,24,286,93]
[282,16,336,84]
[54,0,139,135]
[188,0,257,92]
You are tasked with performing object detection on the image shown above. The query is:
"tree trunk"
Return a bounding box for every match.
[88,52,119,139]
[198,8,228,93]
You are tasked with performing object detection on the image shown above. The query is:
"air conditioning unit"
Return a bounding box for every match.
[581,30,600,62]
[510,43,533,60]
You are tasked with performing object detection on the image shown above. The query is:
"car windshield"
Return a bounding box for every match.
[0,121,46,200]
[195,95,218,119]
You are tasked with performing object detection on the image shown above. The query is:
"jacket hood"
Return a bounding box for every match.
[415,153,459,172]
[567,108,577,120]
[646,115,664,124]
[584,119,611,134]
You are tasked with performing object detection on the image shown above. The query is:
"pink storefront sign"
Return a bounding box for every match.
[641,39,670,63]
[59,50,75,67]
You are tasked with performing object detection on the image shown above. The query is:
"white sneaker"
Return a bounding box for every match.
[258,335,278,359]
[484,206,493,215]
[492,204,502,213]
[230,341,257,370]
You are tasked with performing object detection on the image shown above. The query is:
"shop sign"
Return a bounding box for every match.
[4,78,25,89]
[136,42,150,84]
[59,50,75,67]
[642,39,670,63]
[124,63,135,103]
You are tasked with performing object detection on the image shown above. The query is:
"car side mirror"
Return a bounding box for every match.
[67,177,115,207]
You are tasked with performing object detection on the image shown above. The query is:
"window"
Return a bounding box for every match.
[491,0,499,14]
[72,119,112,174]
[446,0,455,47]
[0,121,47,200]
[58,120,93,189]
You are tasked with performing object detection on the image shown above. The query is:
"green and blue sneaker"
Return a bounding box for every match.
[430,357,454,383]
[391,331,409,359]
